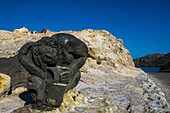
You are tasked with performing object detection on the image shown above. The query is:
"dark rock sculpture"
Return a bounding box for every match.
[18,33,88,110]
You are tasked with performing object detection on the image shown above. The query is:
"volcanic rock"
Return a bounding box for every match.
[0,28,169,112]
[0,73,11,100]
[13,27,30,35]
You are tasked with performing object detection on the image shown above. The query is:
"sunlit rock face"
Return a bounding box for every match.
[66,29,135,73]
[0,28,169,113]
[0,73,11,100]
[13,27,30,35]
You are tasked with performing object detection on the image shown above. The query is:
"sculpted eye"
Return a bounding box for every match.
[45,54,52,59]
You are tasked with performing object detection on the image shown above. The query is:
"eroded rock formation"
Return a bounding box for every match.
[0,28,169,113]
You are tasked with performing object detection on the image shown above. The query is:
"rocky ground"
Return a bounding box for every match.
[0,28,169,113]
[147,72,170,104]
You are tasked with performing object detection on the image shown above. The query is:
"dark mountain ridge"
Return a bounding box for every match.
[133,53,165,67]
[133,53,170,72]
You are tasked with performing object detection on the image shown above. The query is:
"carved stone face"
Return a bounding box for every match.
[38,45,59,65]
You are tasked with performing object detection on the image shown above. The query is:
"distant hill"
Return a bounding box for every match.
[133,53,170,72]
[133,53,165,67]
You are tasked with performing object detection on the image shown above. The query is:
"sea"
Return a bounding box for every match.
[137,66,160,72]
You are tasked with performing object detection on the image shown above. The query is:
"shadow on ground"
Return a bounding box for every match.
[19,91,33,105]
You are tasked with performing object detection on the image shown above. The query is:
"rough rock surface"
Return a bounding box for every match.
[147,72,170,104]
[0,94,25,113]
[0,73,11,100]
[0,28,169,112]
[13,27,30,35]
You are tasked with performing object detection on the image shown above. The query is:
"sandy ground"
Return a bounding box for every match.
[147,72,170,104]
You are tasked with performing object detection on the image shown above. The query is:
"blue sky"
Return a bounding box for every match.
[0,0,170,59]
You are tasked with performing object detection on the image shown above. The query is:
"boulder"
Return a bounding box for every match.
[0,29,169,112]
[13,27,30,35]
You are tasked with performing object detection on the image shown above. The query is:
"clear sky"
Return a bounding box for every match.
[0,0,170,59]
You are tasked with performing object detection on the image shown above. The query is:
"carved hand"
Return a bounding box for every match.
[59,66,73,84]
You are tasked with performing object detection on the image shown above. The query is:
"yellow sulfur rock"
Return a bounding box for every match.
[80,61,89,73]
[88,48,97,59]
[12,87,27,94]
[57,88,86,112]
[35,88,87,113]
[0,73,11,100]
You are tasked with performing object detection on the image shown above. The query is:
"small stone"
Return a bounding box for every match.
[158,91,165,96]
[133,87,143,95]
[112,105,118,111]
[75,107,88,112]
